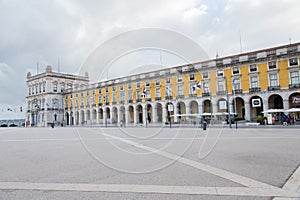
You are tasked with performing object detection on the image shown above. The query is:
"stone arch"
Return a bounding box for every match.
[136,104,143,124]
[202,99,212,113]
[233,97,245,119]
[112,107,118,124]
[155,103,163,123]
[249,95,264,121]
[268,94,283,109]
[177,101,186,121]
[190,100,199,114]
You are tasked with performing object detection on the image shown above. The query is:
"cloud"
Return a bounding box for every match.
[183,4,208,21]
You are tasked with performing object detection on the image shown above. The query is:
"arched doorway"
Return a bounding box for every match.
[80,110,85,125]
[92,109,97,121]
[105,107,111,123]
[249,96,263,121]
[75,111,79,125]
[289,92,300,108]
[217,98,227,112]
[233,97,245,119]
[146,104,152,123]
[112,107,118,124]
[86,110,91,123]
[268,94,283,109]
[156,103,163,123]
[165,102,174,123]
[190,100,199,114]
[65,112,69,126]
[98,108,103,124]
[177,101,186,121]
[203,99,212,113]
[136,104,143,124]
[128,105,134,123]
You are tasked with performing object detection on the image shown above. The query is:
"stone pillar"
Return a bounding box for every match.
[173,104,178,123]
[186,103,191,120]
[153,104,158,123]
[283,99,289,110]
[244,102,251,121]
[143,104,147,126]
[96,109,99,124]
[125,107,129,125]
[134,106,138,124]
[103,109,106,123]
[162,103,167,123]
[110,108,114,124]
[263,100,268,117]
[117,107,122,124]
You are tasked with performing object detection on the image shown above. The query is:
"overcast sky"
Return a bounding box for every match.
[1,0,300,118]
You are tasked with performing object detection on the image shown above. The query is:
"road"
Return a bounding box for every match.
[0,126,299,199]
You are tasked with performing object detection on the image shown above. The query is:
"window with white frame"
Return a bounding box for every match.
[43,82,46,92]
[269,74,278,87]
[146,81,150,87]
[250,76,259,88]
[268,61,277,69]
[177,76,182,82]
[136,91,140,100]
[128,92,132,100]
[166,78,170,84]
[53,83,57,92]
[120,85,124,91]
[146,90,150,99]
[203,82,210,93]
[156,87,161,97]
[156,80,160,86]
[289,58,298,66]
[249,64,258,72]
[136,82,140,89]
[128,84,131,90]
[202,72,209,79]
[217,79,224,92]
[178,85,183,96]
[233,78,241,90]
[217,70,224,77]
[232,67,240,75]
[189,74,195,81]
[112,93,116,102]
[290,71,300,85]
[98,95,102,104]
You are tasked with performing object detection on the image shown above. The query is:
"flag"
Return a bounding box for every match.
[192,82,201,92]
[141,87,146,98]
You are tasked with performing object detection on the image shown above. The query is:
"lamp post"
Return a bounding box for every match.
[225,77,232,128]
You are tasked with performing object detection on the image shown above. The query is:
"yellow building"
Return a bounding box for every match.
[28,43,300,126]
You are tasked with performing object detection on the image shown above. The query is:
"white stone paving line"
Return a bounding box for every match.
[0,182,298,197]
[95,131,278,189]
[273,165,300,200]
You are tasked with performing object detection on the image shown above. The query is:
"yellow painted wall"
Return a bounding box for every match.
[195,73,201,96]
[161,79,166,100]
[95,89,99,105]
[150,81,155,100]
[171,77,177,97]
[240,65,249,92]
[132,83,136,102]
[78,93,81,108]
[183,75,189,97]
[278,60,289,88]
[224,69,232,93]
[258,63,268,90]
[108,87,112,104]
[67,94,71,109]
[209,71,216,95]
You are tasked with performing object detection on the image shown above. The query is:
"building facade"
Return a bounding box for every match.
[26,42,300,127]
[26,65,89,127]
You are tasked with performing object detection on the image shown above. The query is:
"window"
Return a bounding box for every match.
[269,74,278,87]
[128,84,131,90]
[233,79,241,90]
[155,80,160,86]
[43,82,46,92]
[189,74,195,81]
[35,84,38,94]
[250,76,259,88]
[156,87,160,97]
[232,67,240,75]
[128,92,132,100]
[53,83,57,92]
[178,85,183,96]
[217,80,224,92]
[29,87,31,95]
[136,82,140,89]
[146,81,150,87]
[53,99,58,109]
[113,93,116,102]
[268,61,277,69]
[290,71,300,85]
[166,78,170,84]
[120,92,125,101]
[202,72,208,79]
[98,95,102,104]
[217,70,224,77]
[120,85,124,91]
[112,86,116,92]
[39,84,41,93]
[146,90,150,99]
[289,58,298,66]
[105,88,108,93]
[177,76,182,82]
[249,64,258,72]
[203,82,210,93]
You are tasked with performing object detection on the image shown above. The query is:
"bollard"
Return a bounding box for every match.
[203,121,207,131]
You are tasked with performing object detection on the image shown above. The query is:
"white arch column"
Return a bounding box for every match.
[186,102,191,120]
[283,98,289,110]
[117,106,122,125]
[125,106,129,125]
[174,103,178,123]
[103,108,107,125]
[263,99,268,117]
[244,102,251,121]
[162,102,167,123]
[110,107,114,124]
[143,103,147,126]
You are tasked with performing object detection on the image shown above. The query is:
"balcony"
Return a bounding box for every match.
[202,92,210,97]
[120,101,125,104]
[136,99,142,103]
[289,83,300,89]
[176,95,184,99]
[128,99,133,103]
[232,89,243,94]
[268,85,280,91]
[189,94,197,98]
[146,98,152,102]
[249,87,261,93]
[112,102,117,105]
[155,97,161,101]
[105,102,109,105]
[98,103,102,106]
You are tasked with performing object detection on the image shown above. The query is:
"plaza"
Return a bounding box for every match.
[0,126,299,199]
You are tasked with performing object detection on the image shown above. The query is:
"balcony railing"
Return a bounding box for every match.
[232,89,243,94]
[177,95,184,99]
[289,83,300,89]
[146,98,152,101]
[202,92,210,97]
[268,85,280,91]
[155,97,161,101]
[128,99,133,103]
[217,91,226,95]
[98,103,102,106]
[189,94,197,98]
[249,87,261,93]
[136,99,141,103]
